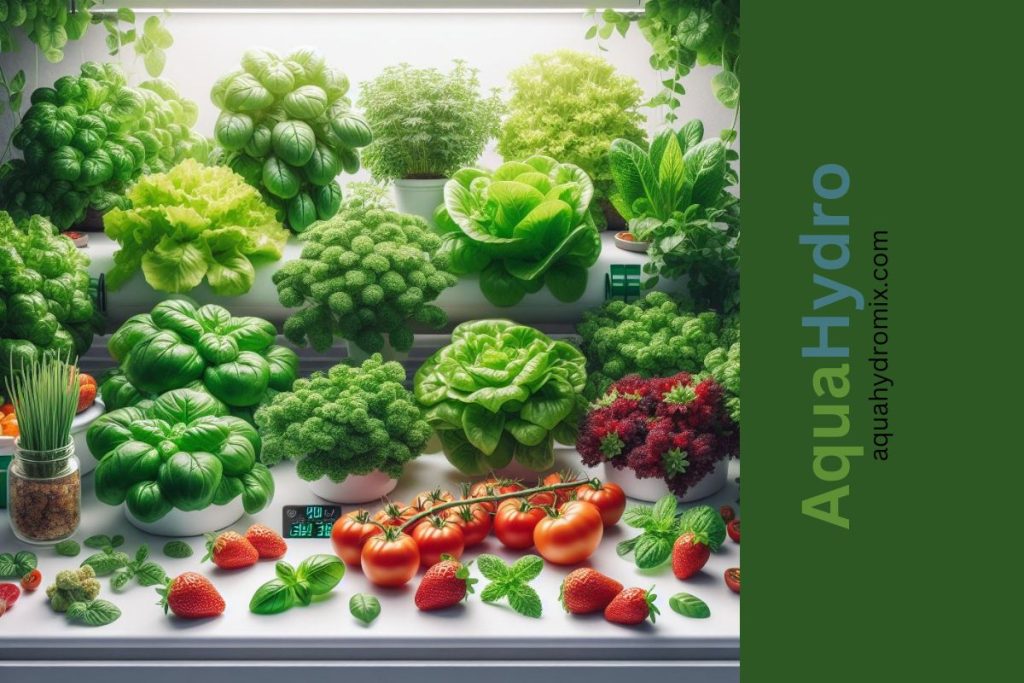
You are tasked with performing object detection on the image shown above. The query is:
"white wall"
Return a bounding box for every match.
[0,10,738,185]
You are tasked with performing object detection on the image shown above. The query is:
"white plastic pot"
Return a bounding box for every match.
[604,458,730,503]
[489,444,579,481]
[2,399,105,476]
[308,470,398,504]
[124,497,246,537]
[345,338,409,364]
[393,178,447,225]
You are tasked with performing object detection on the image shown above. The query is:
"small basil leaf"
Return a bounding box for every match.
[670,592,711,619]
[162,541,193,559]
[294,554,344,595]
[55,540,81,557]
[349,594,381,624]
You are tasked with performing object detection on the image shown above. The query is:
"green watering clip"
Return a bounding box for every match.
[605,264,643,302]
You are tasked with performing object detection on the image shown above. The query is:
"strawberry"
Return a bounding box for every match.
[604,587,659,625]
[414,556,477,611]
[204,531,259,569]
[727,519,740,543]
[246,524,288,559]
[672,531,711,580]
[20,568,42,591]
[719,505,735,523]
[559,568,624,614]
[159,572,225,619]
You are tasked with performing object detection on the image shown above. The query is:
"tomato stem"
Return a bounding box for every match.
[397,478,597,533]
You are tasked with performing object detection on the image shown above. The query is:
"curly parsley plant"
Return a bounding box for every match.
[255,355,432,484]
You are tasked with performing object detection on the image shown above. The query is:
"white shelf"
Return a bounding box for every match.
[0,453,739,680]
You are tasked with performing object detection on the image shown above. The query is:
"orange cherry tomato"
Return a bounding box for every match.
[493,498,545,550]
[330,509,379,566]
[0,403,14,416]
[533,500,604,565]
[411,514,465,568]
[360,531,421,588]
[446,502,492,547]
[1,414,18,437]
[543,472,578,505]
[411,488,455,512]
[574,481,627,527]
[373,502,416,530]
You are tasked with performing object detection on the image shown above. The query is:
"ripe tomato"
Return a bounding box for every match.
[533,500,604,565]
[574,481,626,527]
[719,505,736,523]
[724,567,740,594]
[527,488,557,507]
[331,509,379,566]
[373,502,416,530]
[0,583,20,607]
[0,403,14,416]
[543,472,578,505]
[727,519,740,544]
[493,498,545,550]
[411,514,465,568]
[411,488,456,512]
[446,502,492,547]
[20,568,42,591]
[361,531,421,587]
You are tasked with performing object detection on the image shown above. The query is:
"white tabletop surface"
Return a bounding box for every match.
[0,451,740,663]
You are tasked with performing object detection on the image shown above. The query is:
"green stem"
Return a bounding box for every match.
[397,478,595,534]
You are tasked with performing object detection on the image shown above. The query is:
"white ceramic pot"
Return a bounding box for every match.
[489,444,578,481]
[393,178,447,225]
[2,400,105,476]
[345,338,409,364]
[125,497,245,537]
[604,458,730,503]
[308,470,398,504]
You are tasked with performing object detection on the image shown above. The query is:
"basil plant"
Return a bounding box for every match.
[414,320,588,475]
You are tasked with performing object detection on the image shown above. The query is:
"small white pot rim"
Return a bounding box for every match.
[124,497,246,537]
[308,470,399,504]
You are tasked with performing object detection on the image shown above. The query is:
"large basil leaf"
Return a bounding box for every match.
[203,350,271,407]
[94,441,162,505]
[158,451,224,511]
[151,388,226,424]
[240,463,275,514]
[295,555,345,595]
[125,481,173,523]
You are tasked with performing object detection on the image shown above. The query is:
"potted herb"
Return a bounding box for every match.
[5,353,82,544]
[255,355,432,504]
[498,50,647,230]
[88,388,275,536]
[358,61,503,223]
[608,119,740,313]
[274,188,457,359]
[414,320,588,477]
[576,372,738,501]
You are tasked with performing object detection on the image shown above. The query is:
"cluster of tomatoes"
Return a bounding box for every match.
[330,474,627,588]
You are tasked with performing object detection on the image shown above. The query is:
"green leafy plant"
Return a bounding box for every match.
[618,497,726,569]
[498,49,646,228]
[576,291,738,401]
[110,545,167,591]
[0,62,207,229]
[670,592,711,618]
[349,593,381,624]
[256,354,432,484]
[586,1,741,120]
[162,541,192,559]
[103,159,289,296]
[274,189,456,354]
[433,155,601,306]
[80,547,130,577]
[88,388,275,523]
[0,213,101,381]
[250,555,345,615]
[0,550,36,578]
[358,61,502,181]
[477,554,544,618]
[609,120,739,312]
[414,320,588,476]
[100,299,298,421]
[677,504,727,549]
[211,47,371,232]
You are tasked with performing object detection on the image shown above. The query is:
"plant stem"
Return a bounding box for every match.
[397,479,595,533]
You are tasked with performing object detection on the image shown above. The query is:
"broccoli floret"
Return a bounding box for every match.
[46,566,102,613]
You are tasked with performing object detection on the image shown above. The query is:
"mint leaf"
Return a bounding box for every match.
[135,545,149,563]
[79,599,122,626]
[678,505,726,551]
[349,594,381,624]
[670,592,711,619]
[111,535,125,549]
[0,551,36,578]
[55,540,81,557]
[82,552,127,576]
[651,494,678,527]
[480,582,509,603]
[634,534,674,569]
[616,536,640,558]
[506,583,542,618]
[476,554,510,581]
[111,567,134,591]
[622,505,655,529]
[162,541,192,559]
[0,554,16,577]
[510,555,544,582]
[135,562,167,587]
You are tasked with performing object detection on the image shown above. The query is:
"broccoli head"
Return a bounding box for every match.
[46,566,102,613]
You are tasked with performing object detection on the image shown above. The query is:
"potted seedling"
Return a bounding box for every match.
[358,61,502,224]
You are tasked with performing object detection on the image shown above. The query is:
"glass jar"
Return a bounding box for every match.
[7,439,80,544]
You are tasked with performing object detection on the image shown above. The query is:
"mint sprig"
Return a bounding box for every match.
[477,554,544,618]
[111,545,167,591]
[0,551,37,578]
[617,494,681,569]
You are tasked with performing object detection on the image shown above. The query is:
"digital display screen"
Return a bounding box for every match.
[282,504,342,539]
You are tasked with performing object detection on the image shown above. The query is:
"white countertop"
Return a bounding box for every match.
[0,452,740,664]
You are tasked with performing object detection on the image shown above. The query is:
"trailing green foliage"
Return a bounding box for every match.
[211,47,370,232]
[358,61,502,181]
[88,388,275,522]
[0,62,207,229]
[609,120,739,312]
[101,299,298,421]
[415,320,588,475]
[103,159,288,296]
[576,291,738,410]
[498,50,646,228]
[434,155,601,307]
[256,355,430,483]
[275,190,455,354]
[586,1,741,118]
[0,212,101,381]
